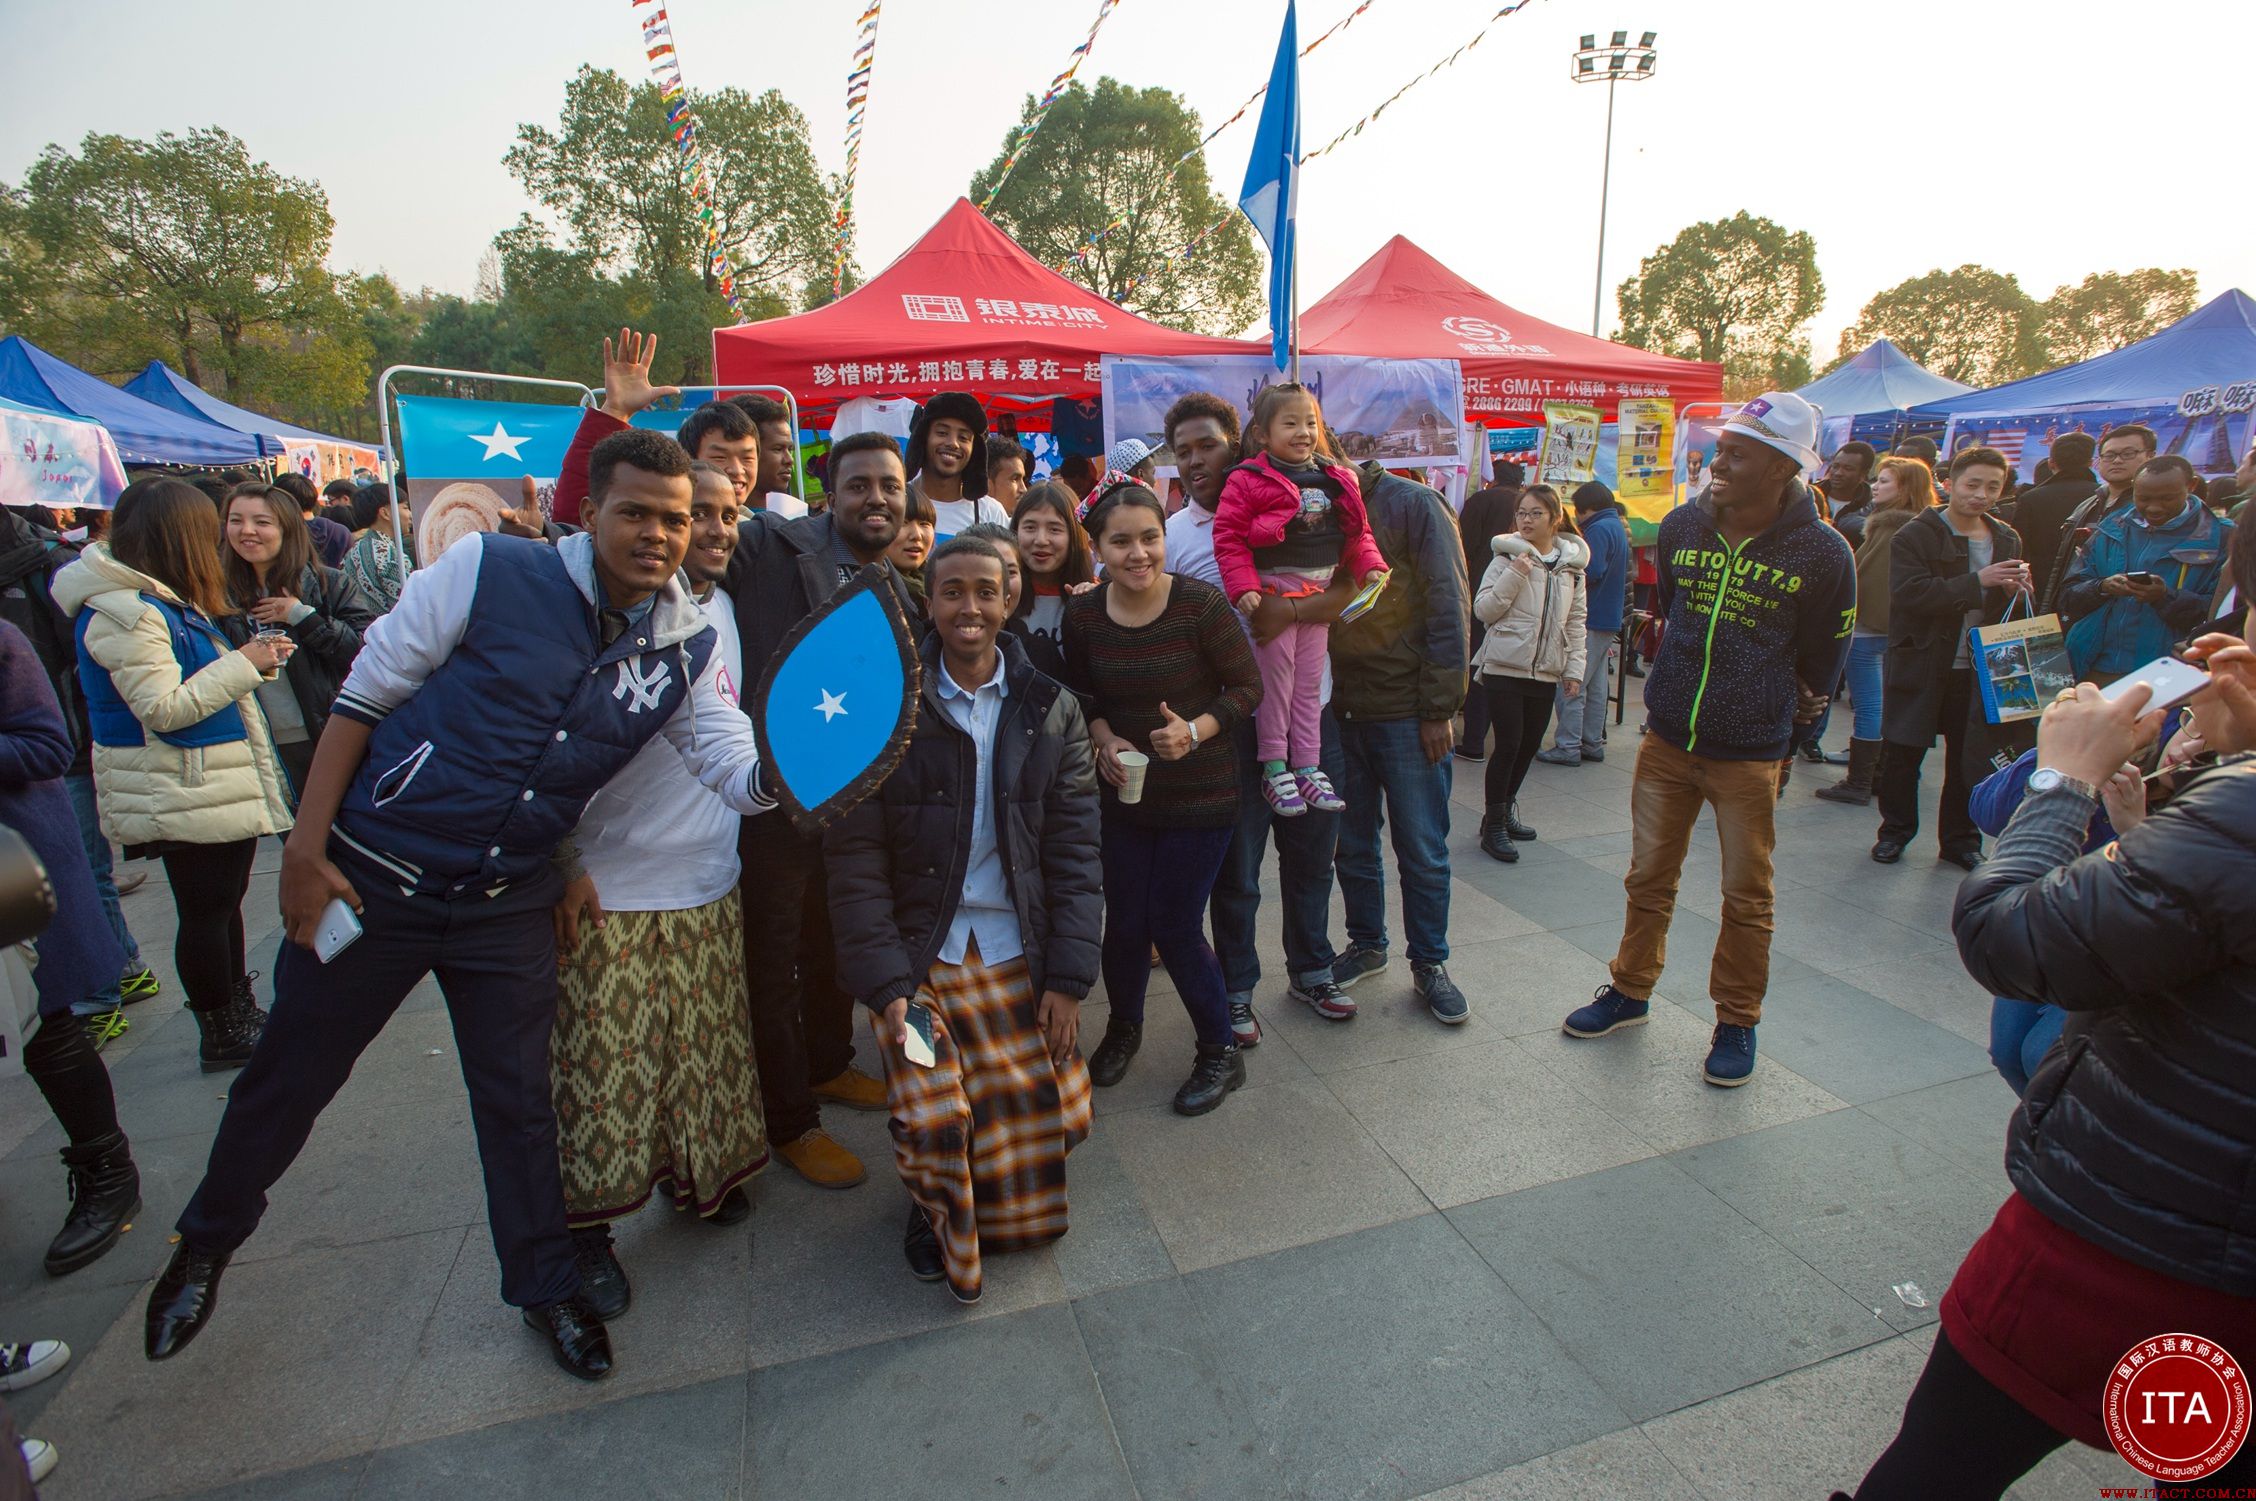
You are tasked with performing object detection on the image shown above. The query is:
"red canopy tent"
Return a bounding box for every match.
[713,198,1260,428]
[1300,236,1724,426]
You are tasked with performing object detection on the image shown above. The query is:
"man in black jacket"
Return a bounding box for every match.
[1453,462,1523,761]
[722,431,917,1191]
[1999,432,2097,605]
[1873,446,2029,869]
[1324,463,1471,1024]
[0,507,155,1030]
[1560,392,1855,1089]
[825,537,1099,1305]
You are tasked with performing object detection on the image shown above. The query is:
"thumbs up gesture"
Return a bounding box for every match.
[1149,700,1197,761]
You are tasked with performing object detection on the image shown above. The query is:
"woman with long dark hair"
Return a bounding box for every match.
[218,484,377,799]
[1010,480,1092,659]
[53,478,295,1072]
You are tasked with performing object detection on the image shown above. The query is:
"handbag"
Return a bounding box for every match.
[1964,588,2067,781]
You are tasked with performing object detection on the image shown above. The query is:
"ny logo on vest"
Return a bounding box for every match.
[613,657,672,715]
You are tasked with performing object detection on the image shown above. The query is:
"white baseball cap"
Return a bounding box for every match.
[1721,392,1822,469]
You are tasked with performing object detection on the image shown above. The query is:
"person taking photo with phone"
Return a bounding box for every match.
[143,429,777,1384]
[824,535,1100,1304]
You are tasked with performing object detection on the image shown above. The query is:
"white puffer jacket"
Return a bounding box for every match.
[1473,531,1590,685]
[51,545,293,848]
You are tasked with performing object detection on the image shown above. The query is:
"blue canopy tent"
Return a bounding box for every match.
[1795,339,1970,453]
[0,336,262,467]
[123,360,388,464]
[1908,289,2256,481]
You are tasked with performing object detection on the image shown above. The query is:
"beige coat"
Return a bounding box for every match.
[51,545,293,848]
[1473,532,1590,685]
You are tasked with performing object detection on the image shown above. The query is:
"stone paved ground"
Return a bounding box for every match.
[1,697,2151,1499]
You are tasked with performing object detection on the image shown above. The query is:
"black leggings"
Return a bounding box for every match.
[1849,1328,2256,1499]
[159,838,259,1013]
[1481,674,1556,807]
[24,1012,121,1145]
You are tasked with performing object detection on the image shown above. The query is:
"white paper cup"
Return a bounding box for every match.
[1116,750,1151,804]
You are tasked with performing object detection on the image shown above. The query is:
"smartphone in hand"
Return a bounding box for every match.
[902,1001,937,1068]
[2123,571,2163,587]
[313,898,362,964]
[2099,656,2209,716]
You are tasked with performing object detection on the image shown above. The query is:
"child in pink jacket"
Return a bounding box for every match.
[1213,382,1388,816]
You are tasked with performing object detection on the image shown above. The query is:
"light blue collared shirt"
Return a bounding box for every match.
[936,655,1022,967]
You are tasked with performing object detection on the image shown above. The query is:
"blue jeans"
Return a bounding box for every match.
[1987,998,2067,1098]
[1846,634,1886,741]
[1100,806,1236,1047]
[64,772,141,1015]
[1335,717,1453,965]
[1210,714,1340,1001]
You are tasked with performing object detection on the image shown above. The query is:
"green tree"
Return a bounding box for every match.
[2041,268,2199,364]
[1615,213,1822,400]
[16,128,357,411]
[971,79,1260,335]
[1839,266,2047,387]
[505,66,833,307]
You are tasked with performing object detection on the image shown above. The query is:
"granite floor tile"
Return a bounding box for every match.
[1408,1429,1693,1501]
[1854,1072,2021,1187]
[1750,971,1993,1105]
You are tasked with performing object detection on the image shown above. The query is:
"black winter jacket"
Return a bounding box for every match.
[218,565,379,747]
[0,511,90,776]
[723,510,917,673]
[1881,508,2022,747]
[1953,758,2256,1296]
[825,633,1102,1014]
[1331,463,1469,724]
[1642,482,1856,761]
[1997,467,2099,607]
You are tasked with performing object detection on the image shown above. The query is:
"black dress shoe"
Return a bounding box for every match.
[523,1297,613,1381]
[1871,839,1906,865]
[707,1184,751,1226]
[903,1203,945,1283]
[145,1242,231,1361]
[1939,847,1986,872]
[571,1225,630,1321]
[1086,1016,1142,1087]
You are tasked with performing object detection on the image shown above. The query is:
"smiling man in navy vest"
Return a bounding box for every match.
[145,428,777,1382]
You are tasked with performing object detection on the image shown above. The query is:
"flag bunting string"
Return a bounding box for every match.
[630,1,748,318]
[978,0,1125,212]
[832,1,883,297]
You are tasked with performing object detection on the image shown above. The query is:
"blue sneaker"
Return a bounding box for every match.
[1414,962,1468,1025]
[1562,984,1649,1038]
[1703,1024,1757,1087]
[1332,943,1388,989]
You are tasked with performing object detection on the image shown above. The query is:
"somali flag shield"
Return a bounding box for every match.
[750,565,920,831]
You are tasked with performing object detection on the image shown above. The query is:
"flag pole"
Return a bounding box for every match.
[1288,247,1300,383]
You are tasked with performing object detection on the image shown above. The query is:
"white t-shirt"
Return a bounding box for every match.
[571,587,747,911]
[761,491,809,520]
[928,493,1010,543]
[1165,499,1221,589]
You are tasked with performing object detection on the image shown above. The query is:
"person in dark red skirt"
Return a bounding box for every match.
[1839,531,2256,1498]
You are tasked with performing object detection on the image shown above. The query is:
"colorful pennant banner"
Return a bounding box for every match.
[1302,0,1540,165]
[979,0,1125,212]
[832,1,884,299]
[631,1,748,318]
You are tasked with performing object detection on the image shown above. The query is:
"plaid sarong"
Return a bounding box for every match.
[878,951,1092,1301]
[552,890,768,1223]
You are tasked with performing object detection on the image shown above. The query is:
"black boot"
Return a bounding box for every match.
[522,1297,613,1381]
[1479,805,1518,863]
[1503,801,1538,841]
[145,1242,230,1361]
[231,971,268,1027]
[570,1224,630,1321]
[46,1130,141,1276]
[1814,738,1881,806]
[1172,1042,1245,1116]
[902,1202,945,1282]
[1086,1015,1142,1087]
[193,988,264,1074]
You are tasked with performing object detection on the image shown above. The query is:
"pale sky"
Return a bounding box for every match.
[3,0,2251,362]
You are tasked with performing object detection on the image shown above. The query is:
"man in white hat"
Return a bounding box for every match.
[1558,391,1855,1088]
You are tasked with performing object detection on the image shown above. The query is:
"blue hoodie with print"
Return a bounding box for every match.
[1642,482,1856,761]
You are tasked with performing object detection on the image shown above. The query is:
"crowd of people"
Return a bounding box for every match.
[1,329,2251,1496]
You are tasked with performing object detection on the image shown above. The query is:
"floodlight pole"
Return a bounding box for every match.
[1593,78,1617,338]
[1571,32,1658,338]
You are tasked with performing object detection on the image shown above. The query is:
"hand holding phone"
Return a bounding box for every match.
[901,1002,937,1068]
[312,897,362,964]
[2099,656,2209,716]
[2124,570,2163,588]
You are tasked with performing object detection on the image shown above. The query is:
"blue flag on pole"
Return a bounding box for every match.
[1240,0,1301,372]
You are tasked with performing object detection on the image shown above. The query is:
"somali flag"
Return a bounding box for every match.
[1239,0,1301,372]
[393,396,586,482]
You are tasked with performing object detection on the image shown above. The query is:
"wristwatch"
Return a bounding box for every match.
[1188,720,1201,748]
[2027,767,2099,799]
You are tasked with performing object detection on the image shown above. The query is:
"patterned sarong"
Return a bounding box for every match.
[552,889,768,1223]
[879,952,1093,1301]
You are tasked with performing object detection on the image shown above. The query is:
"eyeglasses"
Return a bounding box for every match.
[1514,508,1549,520]
[2099,448,2150,462]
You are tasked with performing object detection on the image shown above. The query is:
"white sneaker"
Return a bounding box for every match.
[21,1437,57,1484]
[0,1339,69,1392]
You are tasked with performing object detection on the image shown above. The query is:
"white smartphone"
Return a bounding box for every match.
[2099,657,2210,716]
[901,1001,937,1068]
[312,898,363,964]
